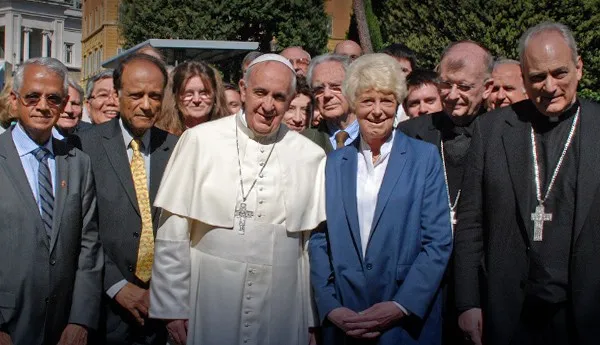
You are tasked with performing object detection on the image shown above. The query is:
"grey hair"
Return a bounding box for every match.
[85,69,114,99]
[13,57,68,95]
[242,51,263,69]
[493,58,520,69]
[243,61,297,95]
[519,22,578,65]
[67,77,84,101]
[306,54,351,87]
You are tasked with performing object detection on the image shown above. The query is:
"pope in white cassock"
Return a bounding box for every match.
[148,54,326,345]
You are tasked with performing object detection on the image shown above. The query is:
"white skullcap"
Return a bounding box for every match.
[247,53,296,74]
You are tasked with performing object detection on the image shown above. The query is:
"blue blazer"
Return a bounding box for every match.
[309,131,453,345]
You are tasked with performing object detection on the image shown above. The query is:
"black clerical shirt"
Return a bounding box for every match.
[526,101,580,304]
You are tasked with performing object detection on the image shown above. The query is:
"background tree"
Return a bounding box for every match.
[377,0,600,100]
[119,0,329,81]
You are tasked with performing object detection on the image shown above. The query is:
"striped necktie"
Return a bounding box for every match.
[130,138,154,283]
[33,147,53,238]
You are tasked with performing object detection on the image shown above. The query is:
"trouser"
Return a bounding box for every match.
[510,297,574,345]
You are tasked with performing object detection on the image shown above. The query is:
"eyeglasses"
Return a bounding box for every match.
[288,58,310,67]
[438,80,478,93]
[14,91,65,108]
[89,92,116,102]
[313,84,342,97]
[181,90,212,103]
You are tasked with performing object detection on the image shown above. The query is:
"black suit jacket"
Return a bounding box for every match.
[77,118,178,345]
[453,99,600,345]
[0,129,103,345]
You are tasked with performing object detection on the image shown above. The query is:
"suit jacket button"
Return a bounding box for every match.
[45,297,49,303]
[366,263,373,270]
[133,232,139,238]
[128,265,134,272]
[50,259,56,265]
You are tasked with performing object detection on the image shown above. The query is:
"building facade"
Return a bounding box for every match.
[81,0,121,84]
[0,0,82,80]
[325,0,353,52]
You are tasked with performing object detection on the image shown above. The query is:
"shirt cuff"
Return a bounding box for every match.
[393,301,410,316]
[106,279,128,298]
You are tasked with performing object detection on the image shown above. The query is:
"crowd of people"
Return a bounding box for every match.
[0,19,597,345]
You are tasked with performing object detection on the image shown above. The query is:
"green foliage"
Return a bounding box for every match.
[379,0,600,95]
[119,0,329,80]
[365,0,384,52]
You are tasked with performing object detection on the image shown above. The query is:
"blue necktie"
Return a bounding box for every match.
[33,147,53,238]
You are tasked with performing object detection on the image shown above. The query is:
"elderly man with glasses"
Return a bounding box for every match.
[397,40,494,344]
[85,69,119,125]
[280,46,311,76]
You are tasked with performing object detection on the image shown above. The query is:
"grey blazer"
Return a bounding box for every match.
[77,118,178,345]
[0,129,103,345]
[301,122,333,154]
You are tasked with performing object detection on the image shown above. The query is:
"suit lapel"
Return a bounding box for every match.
[101,120,140,216]
[0,130,49,250]
[50,139,71,253]
[340,146,363,262]
[368,133,408,244]
[574,102,600,243]
[502,107,533,243]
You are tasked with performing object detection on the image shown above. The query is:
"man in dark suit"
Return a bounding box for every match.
[455,22,600,345]
[0,57,103,345]
[77,53,178,345]
[398,41,493,345]
[302,54,356,153]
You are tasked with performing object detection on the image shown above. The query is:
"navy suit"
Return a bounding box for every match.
[309,131,452,344]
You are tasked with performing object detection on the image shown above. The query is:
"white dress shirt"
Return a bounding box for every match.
[356,130,409,315]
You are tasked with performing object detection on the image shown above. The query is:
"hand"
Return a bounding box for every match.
[458,308,483,345]
[0,331,12,345]
[327,307,359,333]
[344,302,405,338]
[166,319,188,345]
[308,332,317,345]
[57,324,88,345]
[114,283,150,326]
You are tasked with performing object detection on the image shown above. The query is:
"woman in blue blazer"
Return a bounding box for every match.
[309,53,453,345]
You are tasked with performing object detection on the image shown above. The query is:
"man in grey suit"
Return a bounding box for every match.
[0,57,103,345]
[76,53,178,345]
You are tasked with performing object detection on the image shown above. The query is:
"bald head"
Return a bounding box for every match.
[438,41,494,118]
[280,46,311,76]
[334,40,362,61]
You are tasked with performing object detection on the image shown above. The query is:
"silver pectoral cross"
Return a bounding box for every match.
[234,202,254,235]
[531,203,552,241]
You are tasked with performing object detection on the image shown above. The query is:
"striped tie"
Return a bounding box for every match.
[33,147,53,238]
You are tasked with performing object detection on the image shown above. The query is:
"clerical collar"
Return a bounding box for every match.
[236,110,281,144]
[531,98,580,127]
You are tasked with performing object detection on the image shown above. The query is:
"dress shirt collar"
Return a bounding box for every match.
[13,122,54,158]
[120,118,151,152]
[359,130,395,168]
[327,118,360,141]
[237,110,281,144]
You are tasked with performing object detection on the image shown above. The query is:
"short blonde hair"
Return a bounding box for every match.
[342,53,407,110]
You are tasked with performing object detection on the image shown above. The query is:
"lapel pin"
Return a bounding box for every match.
[61,180,67,188]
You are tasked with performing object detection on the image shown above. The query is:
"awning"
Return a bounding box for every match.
[101,39,259,69]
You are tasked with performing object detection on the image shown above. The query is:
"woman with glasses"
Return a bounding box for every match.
[158,60,229,136]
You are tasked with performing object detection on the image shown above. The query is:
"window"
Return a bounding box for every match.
[327,16,333,37]
[65,43,73,64]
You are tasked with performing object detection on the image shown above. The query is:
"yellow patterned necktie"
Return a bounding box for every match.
[130,138,154,283]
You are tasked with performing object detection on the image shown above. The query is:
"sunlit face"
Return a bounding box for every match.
[180,76,214,128]
[240,61,294,136]
[57,86,83,132]
[311,61,349,120]
[280,47,310,76]
[283,94,310,132]
[487,63,527,110]
[404,83,442,118]
[225,89,242,115]
[118,59,165,136]
[12,64,67,143]
[522,31,582,117]
[355,89,397,144]
[86,77,119,124]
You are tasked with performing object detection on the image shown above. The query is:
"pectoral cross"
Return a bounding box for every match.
[234,202,254,235]
[531,204,552,241]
